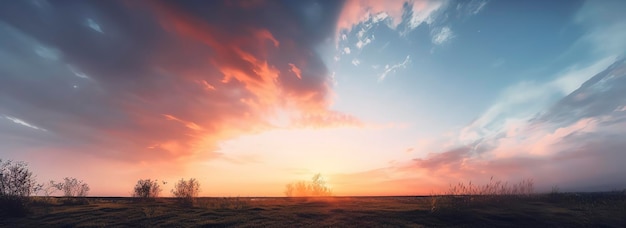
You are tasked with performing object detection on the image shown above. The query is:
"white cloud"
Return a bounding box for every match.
[575,1,626,56]
[356,37,372,49]
[431,26,454,45]
[459,56,617,144]
[406,1,446,30]
[352,59,361,66]
[352,18,377,50]
[469,0,487,15]
[67,64,91,79]
[378,55,410,82]
[85,18,103,33]
[335,0,447,39]
[34,45,60,60]
[3,115,47,131]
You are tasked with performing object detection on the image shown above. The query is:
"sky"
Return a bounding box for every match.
[1,0,625,197]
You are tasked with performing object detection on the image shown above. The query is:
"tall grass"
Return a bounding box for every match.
[430,177,535,214]
[196,197,250,210]
[445,176,534,196]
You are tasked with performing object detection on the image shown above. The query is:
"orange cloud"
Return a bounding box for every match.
[288,63,302,79]
[112,1,364,162]
[291,110,363,129]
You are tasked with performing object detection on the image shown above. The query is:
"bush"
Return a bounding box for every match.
[54,177,90,205]
[59,177,90,197]
[171,178,200,206]
[284,173,332,197]
[132,179,162,200]
[0,159,37,217]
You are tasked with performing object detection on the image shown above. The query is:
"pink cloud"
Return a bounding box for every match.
[335,0,445,39]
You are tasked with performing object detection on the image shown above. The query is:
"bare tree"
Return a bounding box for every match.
[171,178,200,206]
[132,179,162,199]
[0,159,37,216]
[58,177,90,197]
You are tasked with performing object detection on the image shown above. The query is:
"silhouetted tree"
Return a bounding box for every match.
[171,178,200,206]
[284,173,332,197]
[58,177,90,197]
[0,159,37,217]
[133,179,162,199]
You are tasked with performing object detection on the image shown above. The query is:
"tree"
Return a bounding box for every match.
[133,179,162,199]
[0,159,37,217]
[59,177,90,197]
[40,180,63,198]
[284,173,332,197]
[171,178,200,206]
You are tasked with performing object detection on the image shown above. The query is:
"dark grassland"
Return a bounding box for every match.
[2,193,625,227]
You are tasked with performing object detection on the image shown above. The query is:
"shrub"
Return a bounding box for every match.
[38,180,62,197]
[132,179,162,199]
[54,177,90,205]
[171,178,200,206]
[59,177,90,197]
[0,159,37,217]
[284,173,332,197]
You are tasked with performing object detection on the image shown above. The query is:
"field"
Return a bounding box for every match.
[2,193,625,227]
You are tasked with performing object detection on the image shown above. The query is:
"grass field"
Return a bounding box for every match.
[2,192,625,227]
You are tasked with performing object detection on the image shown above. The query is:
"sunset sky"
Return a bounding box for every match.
[1,0,626,197]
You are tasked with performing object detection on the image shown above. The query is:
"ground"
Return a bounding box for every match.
[2,193,625,227]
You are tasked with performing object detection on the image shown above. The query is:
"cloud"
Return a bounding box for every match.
[335,0,402,36]
[456,0,488,16]
[85,18,103,33]
[431,26,453,45]
[0,1,358,166]
[405,0,446,31]
[378,55,410,82]
[3,115,47,131]
[343,47,351,54]
[401,58,626,192]
[575,0,626,56]
[288,63,302,79]
[351,59,361,66]
[459,56,617,144]
[335,0,447,43]
[291,110,363,129]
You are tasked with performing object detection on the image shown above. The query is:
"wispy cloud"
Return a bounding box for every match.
[85,18,103,33]
[575,0,626,56]
[458,0,488,16]
[378,55,410,82]
[405,1,446,31]
[431,26,454,45]
[459,56,617,144]
[288,63,303,79]
[3,115,47,131]
[399,58,626,192]
[335,0,447,46]
[291,110,363,129]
